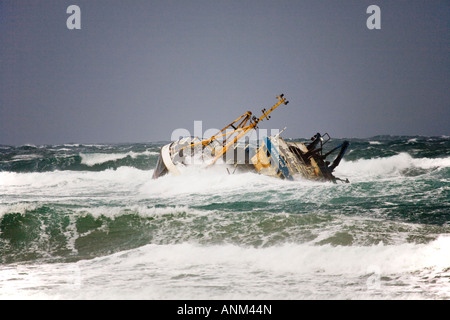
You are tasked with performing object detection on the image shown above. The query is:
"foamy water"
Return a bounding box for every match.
[0,138,449,299]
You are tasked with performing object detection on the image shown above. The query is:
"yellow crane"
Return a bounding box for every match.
[175,95,289,166]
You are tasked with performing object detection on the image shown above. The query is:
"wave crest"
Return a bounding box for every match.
[335,153,450,180]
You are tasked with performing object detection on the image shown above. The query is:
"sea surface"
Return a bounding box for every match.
[0,136,449,299]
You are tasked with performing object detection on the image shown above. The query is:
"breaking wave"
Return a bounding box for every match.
[80,150,159,166]
[336,152,450,180]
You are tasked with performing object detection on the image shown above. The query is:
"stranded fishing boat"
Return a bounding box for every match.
[153,94,349,183]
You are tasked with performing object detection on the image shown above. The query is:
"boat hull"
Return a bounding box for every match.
[153,134,349,183]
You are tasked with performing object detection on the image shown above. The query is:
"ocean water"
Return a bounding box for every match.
[0,136,449,299]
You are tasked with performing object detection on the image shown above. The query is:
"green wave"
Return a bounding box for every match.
[1,202,448,265]
[0,137,449,265]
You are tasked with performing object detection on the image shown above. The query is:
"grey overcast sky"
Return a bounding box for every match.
[0,0,449,145]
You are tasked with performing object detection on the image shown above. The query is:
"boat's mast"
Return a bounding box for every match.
[207,94,289,166]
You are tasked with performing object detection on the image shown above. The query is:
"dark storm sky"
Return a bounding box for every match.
[0,0,449,145]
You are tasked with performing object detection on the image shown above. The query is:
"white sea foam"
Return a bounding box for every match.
[0,167,153,202]
[72,204,204,219]
[0,202,39,219]
[1,236,448,299]
[137,165,318,203]
[80,150,158,166]
[11,154,42,161]
[335,153,450,181]
[80,153,127,166]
